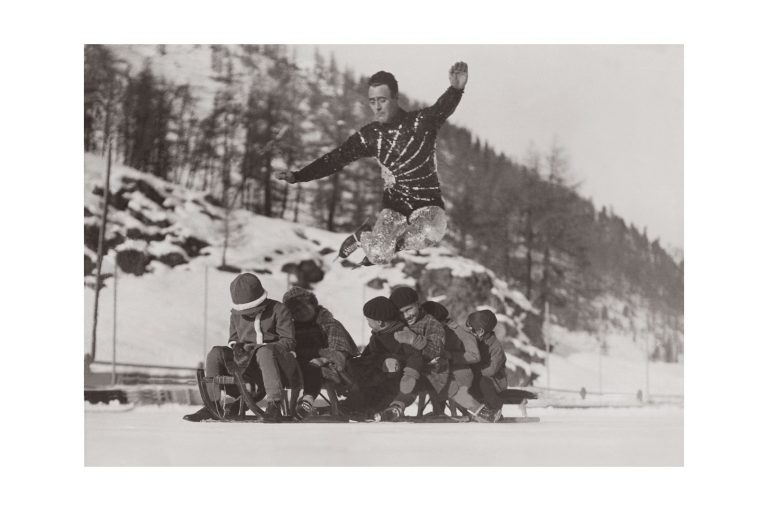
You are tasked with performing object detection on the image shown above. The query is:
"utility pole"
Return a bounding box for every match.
[111,262,118,385]
[598,330,603,395]
[645,329,650,402]
[203,265,209,363]
[544,301,551,395]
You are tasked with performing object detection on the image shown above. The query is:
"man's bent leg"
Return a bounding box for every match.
[360,208,408,264]
[400,206,447,252]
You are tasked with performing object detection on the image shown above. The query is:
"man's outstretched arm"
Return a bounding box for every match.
[275,129,373,184]
[424,61,468,127]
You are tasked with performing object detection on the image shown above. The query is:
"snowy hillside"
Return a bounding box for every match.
[84,154,682,397]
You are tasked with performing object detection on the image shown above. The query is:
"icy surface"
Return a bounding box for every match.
[84,404,683,466]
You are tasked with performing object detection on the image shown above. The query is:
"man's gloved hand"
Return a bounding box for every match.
[394,329,417,346]
[449,61,469,90]
[274,170,296,183]
[429,356,449,373]
[310,357,331,368]
[382,358,401,373]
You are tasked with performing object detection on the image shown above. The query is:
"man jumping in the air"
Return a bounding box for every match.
[275,61,468,266]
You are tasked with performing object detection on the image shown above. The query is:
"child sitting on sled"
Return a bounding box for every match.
[466,310,508,421]
[281,286,358,420]
[183,273,299,422]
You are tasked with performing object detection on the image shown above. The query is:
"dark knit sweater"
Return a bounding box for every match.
[361,321,408,362]
[294,306,359,370]
[293,86,464,217]
[405,312,446,361]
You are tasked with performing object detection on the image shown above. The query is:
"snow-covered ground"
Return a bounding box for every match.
[85,403,683,466]
[83,154,683,466]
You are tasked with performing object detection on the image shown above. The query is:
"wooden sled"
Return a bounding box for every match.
[196,364,348,423]
[416,387,540,423]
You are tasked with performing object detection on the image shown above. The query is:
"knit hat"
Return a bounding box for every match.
[389,286,419,309]
[363,297,400,322]
[467,310,497,333]
[421,301,449,323]
[282,286,318,306]
[230,273,268,315]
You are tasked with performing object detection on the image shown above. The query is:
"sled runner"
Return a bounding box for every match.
[196,365,349,423]
[394,415,538,424]
[416,387,540,422]
[196,368,265,421]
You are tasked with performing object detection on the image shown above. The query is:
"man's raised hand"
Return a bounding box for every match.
[449,61,468,90]
[274,170,296,183]
[394,329,417,346]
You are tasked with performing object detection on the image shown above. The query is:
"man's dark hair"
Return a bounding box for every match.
[368,71,399,98]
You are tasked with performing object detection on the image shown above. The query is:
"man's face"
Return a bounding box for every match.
[466,320,484,340]
[368,84,398,124]
[287,299,316,323]
[400,303,421,326]
[367,317,385,332]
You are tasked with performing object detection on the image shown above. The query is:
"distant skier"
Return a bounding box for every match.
[275,61,469,265]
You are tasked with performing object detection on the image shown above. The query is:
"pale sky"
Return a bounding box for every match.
[295,45,683,251]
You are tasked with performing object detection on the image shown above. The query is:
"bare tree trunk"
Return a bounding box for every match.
[525,209,534,299]
[503,222,511,280]
[91,140,113,359]
[293,184,302,222]
[221,207,230,267]
[326,173,340,231]
[279,182,289,218]
[263,150,273,217]
[540,244,551,309]
[279,152,294,219]
[90,79,116,360]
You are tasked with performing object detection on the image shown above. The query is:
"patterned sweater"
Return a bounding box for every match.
[405,312,446,361]
[295,306,359,371]
[293,86,464,216]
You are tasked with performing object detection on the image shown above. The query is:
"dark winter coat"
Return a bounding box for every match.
[227,298,295,368]
[474,332,508,392]
[292,87,464,217]
[443,319,481,370]
[343,321,409,413]
[406,312,446,361]
[295,306,359,371]
[360,321,409,369]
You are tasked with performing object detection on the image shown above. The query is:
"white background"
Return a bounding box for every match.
[3,0,765,510]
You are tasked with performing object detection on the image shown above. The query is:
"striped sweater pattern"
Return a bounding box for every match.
[293,86,464,216]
